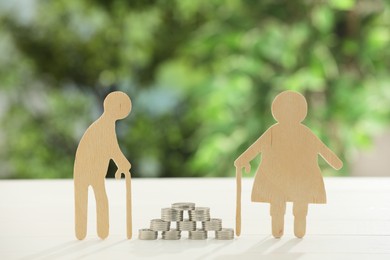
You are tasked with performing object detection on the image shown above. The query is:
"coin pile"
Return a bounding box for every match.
[138,229,158,240]
[189,229,207,240]
[202,218,222,231]
[150,219,170,231]
[139,202,234,240]
[216,228,235,240]
[172,202,195,211]
[162,229,181,240]
[177,219,196,231]
[189,207,210,221]
[161,208,183,222]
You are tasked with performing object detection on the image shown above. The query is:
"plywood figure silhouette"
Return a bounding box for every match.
[74,91,133,240]
[234,90,343,238]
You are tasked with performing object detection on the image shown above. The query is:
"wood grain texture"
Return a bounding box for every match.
[74,91,133,240]
[234,90,343,238]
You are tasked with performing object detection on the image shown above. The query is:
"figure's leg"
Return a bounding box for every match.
[92,181,109,239]
[270,200,286,238]
[293,202,308,238]
[75,180,88,240]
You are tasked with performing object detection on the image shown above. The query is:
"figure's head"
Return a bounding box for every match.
[103,91,132,120]
[271,91,307,123]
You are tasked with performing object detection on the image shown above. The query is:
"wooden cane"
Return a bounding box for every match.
[125,171,132,239]
[236,166,242,236]
[116,169,132,239]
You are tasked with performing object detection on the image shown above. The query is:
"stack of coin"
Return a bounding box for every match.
[172,202,195,219]
[177,219,196,231]
[215,228,234,240]
[161,208,183,222]
[139,229,158,240]
[162,229,181,240]
[150,219,170,231]
[140,202,234,241]
[202,218,222,231]
[189,229,208,240]
[172,202,195,211]
[189,207,210,221]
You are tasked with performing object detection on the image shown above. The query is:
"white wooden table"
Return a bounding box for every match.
[0,178,389,260]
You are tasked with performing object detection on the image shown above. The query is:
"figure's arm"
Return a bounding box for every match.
[317,138,343,170]
[234,128,272,173]
[111,136,131,177]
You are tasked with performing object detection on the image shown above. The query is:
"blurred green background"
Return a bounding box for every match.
[1,0,390,179]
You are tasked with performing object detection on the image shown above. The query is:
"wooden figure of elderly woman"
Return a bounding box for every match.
[235,90,343,238]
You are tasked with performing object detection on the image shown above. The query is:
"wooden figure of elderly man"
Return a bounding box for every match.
[74,91,133,240]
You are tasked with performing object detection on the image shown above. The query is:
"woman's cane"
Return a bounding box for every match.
[125,171,132,239]
[236,166,241,236]
[116,169,132,239]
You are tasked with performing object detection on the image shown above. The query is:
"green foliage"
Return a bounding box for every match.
[1,0,390,178]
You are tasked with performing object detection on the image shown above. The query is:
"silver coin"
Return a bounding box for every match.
[177,219,196,231]
[192,207,210,213]
[189,229,207,240]
[162,229,181,240]
[139,229,158,240]
[150,219,170,231]
[172,202,196,211]
[202,218,222,231]
[215,228,234,240]
[161,208,184,222]
[189,207,210,221]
